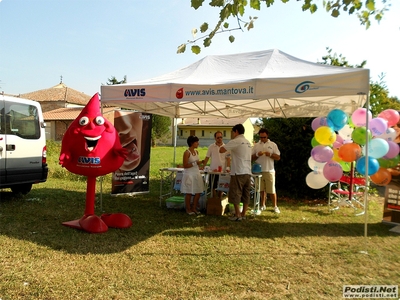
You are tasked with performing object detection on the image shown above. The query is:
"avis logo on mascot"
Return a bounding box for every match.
[59,93,132,233]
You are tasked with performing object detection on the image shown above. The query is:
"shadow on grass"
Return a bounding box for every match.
[0,183,396,255]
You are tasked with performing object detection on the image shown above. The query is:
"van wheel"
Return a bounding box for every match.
[11,184,32,195]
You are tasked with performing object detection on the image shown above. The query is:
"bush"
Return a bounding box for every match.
[262,118,329,200]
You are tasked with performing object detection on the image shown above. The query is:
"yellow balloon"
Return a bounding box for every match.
[332,148,342,162]
[315,126,336,145]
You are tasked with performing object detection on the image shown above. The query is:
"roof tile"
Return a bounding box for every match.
[20,83,91,105]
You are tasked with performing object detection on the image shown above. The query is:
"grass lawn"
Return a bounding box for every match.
[0,145,399,299]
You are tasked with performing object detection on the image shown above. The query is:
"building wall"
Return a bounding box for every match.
[177,119,255,147]
[178,126,233,140]
[55,120,71,141]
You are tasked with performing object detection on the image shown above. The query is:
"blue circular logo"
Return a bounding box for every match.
[295,81,315,93]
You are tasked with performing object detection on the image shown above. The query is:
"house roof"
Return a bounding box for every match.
[20,83,91,106]
[43,107,116,121]
[178,117,248,127]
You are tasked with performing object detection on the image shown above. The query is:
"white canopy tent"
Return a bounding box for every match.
[100,49,369,119]
[101,49,372,243]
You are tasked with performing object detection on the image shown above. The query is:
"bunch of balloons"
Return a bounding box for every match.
[306,108,400,189]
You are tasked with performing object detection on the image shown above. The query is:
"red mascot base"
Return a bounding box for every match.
[59,93,132,233]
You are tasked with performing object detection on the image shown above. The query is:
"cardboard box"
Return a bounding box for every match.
[207,197,229,216]
[383,184,400,225]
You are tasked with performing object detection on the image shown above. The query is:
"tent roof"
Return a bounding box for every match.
[100,49,369,118]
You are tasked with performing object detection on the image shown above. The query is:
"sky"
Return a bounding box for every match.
[1,0,399,99]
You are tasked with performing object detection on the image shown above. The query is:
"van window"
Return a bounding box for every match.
[5,102,40,140]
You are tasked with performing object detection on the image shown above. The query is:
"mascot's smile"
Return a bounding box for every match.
[85,136,101,152]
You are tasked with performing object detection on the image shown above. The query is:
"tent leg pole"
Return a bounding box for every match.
[361,93,370,254]
[173,117,177,166]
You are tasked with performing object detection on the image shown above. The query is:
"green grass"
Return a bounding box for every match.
[0,143,399,299]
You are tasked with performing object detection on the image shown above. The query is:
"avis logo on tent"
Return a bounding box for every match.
[78,156,101,164]
[176,88,184,99]
[295,81,318,93]
[124,88,145,98]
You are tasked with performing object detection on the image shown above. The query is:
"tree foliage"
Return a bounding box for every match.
[151,115,172,147]
[320,47,367,68]
[369,76,400,116]
[105,75,127,85]
[320,47,400,115]
[178,0,390,54]
[261,117,327,199]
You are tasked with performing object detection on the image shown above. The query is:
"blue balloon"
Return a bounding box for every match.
[327,109,348,131]
[362,138,389,159]
[356,156,379,175]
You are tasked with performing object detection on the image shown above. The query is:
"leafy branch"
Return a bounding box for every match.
[177,0,390,55]
[177,14,257,54]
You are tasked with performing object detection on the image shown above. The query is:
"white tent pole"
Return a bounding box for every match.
[173,117,177,166]
[362,93,370,253]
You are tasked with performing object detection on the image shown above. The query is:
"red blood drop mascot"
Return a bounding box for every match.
[59,93,132,233]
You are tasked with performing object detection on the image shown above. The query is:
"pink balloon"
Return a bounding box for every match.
[384,141,400,159]
[378,109,400,127]
[333,135,344,149]
[311,117,327,131]
[323,160,343,182]
[369,117,388,136]
[351,108,372,127]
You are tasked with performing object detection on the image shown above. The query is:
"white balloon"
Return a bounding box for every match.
[306,171,329,189]
[307,156,326,173]
[338,124,353,142]
[379,127,397,142]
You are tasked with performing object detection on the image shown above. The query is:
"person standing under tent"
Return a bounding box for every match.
[180,136,204,215]
[203,131,231,198]
[219,124,252,221]
[252,128,281,213]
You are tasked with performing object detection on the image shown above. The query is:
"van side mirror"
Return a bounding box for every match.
[41,122,46,128]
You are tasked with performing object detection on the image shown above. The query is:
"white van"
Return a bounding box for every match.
[0,94,48,194]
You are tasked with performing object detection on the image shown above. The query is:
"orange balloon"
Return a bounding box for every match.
[338,143,362,162]
[370,167,392,186]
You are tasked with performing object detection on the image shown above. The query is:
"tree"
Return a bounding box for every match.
[178,0,390,54]
[105,75,127,85]
[320,47,366,68]
[319,47,400,116]
[151,115,172,147]
[369,75,400,116]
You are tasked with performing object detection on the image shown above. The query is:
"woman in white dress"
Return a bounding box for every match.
[180,136,205,215]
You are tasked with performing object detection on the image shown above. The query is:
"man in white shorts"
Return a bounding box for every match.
[252,128,281,213]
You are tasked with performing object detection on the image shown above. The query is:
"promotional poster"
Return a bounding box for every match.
[112,111,152,195]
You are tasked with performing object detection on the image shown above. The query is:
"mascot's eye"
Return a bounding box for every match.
[79,116,89,126]
[95,116,105,125]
